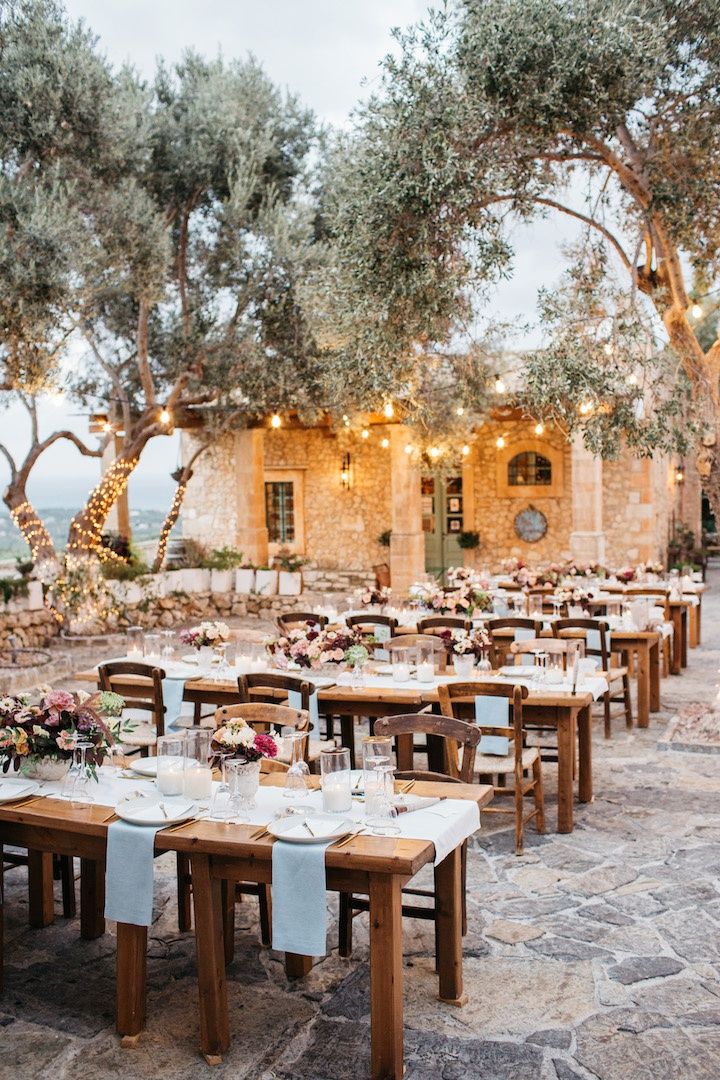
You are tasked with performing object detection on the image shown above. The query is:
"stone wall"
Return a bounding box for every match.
[468,420,574,569]
[0,607,59,648]
[602,450,673,566]
[181,433,240,550]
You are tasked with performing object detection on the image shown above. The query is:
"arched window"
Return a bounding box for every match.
[508,451,552,486]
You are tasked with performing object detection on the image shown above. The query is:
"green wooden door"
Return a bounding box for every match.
[422,474,464,577]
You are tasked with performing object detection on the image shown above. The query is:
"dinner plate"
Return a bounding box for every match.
[267,814,353,844]
[114,796,197,826]
[181,653,199,665]
[0,777,40,803]
[127,758,159,778]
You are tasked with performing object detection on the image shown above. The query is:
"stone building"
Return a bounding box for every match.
[180,411,700,594]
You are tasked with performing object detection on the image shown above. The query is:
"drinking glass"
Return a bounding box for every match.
[531,650,548,682]
[320,747,352,813]
[70,740,96,805]
[126,625,145,660]
[144,633,162,662]
[161,629,177,662]
[208,753,235,821]
[361,735,393,771]
[282,726,310,799]
[364,763,400,836]
[391,647,411,684]
[183,729,213,800]
[156,734,186,796]
[528,593,543,616]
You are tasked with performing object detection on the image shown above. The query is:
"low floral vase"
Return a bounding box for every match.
[19,756,71,781]
[230,759,261,808]
[453,655,476,678]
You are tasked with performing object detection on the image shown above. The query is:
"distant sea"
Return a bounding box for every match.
[0,506,179,560]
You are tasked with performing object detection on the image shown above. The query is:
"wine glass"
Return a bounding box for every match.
[70,739,97,805]
[282,727,310,799]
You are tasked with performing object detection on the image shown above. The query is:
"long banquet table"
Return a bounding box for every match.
[0,773,492,1079]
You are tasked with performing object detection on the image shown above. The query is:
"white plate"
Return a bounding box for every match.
[0,777,39,803]
[128,758,159,778]
[267,814,353,844]
[181,654,199,665]
[115,796,197,826]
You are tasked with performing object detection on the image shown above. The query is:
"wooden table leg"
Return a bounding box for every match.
[649,639,661,713]
[671,608,682,675]
[116,922,147,1042]
[27,849,54,928]
[689,603,698,648]
[556,710,574,834]
[190,853,230,1063]
[80,858,105,940]
[369,873,404,1080]
[697,599,702,644]
[577,706,593,804]
[285,952,313,978]
[434,846,465,1005]
[339,715,356,768]
[636,642,650,729]
[681,610,688,668]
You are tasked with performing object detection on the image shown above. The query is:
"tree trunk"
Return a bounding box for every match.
[4,483,56,563]
[66,430,155,554]
[152,472,192,573]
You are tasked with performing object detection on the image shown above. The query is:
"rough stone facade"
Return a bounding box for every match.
[0,606,59,648]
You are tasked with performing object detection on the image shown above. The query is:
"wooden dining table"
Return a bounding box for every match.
[74,668,595,833]
[0,775,492,1080]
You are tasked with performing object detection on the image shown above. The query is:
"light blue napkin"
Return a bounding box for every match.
[513,627,536,642]
[271,840,332,956]
[372,623,391,661]
[586,629,610,656]
[162,677,186,731]
[104,820,161,927]
[475,695,511,756]
[288,688,320,742]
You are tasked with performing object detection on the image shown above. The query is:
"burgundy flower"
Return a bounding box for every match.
[253,733,278,758]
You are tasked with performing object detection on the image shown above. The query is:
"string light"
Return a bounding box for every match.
[494,376,506,394]
[383,402,394,419]
[381,437,390,448]
[461,444,470,456]
[428,446,440,459]
[691,302,703,319]
[154,480,188,570]
[404,443,413,455]
[626,373,639,386]
[579,401,594,415]
[270,414,282,428]
[675,466,685,483]
[66,457,138,554]
[534,422,544,436]
[456,406,465,417]
[102,420,113,433]
[9,502,55,561]
[159,407,171,426]
[361,428,369,439]
[496,435,506,449]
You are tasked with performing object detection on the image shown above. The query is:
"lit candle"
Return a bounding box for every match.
[322,779,352,813]
[237,654,252,674]
[416,661,435,684]
[392,662,411,683]
[183,764,213,800]
[251,658,266,673]
[127,646,142,660]
[157,758,185,796]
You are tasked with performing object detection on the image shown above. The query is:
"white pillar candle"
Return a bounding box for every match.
[127,646,143,661]
[392,662,411,683]
[183,764,213,800]
[237,654,252,674]
[157,759,185,796]
[322,781,352,814]
[416,661,435,684]
[251,657,266,673]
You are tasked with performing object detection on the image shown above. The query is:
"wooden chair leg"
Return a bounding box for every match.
[338,892,353,957]
[603,692,612,739]
[460,842,468,937]
[623,672,633,728]
[514,781,525,856]
[60,856,76,919]
[532,758,546,834]
[176,853,192,932]
[258,885,272,947]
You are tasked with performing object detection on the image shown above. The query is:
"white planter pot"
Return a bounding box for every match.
[181,568,211,593]
[27,580,44,610]
[124,582,144,605]
[255,569,278,596]
[210,569,235,593]
[278,571,303,596]
[234,568,256,594]
[164,569,185,593]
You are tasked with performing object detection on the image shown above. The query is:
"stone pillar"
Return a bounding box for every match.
[677,457,702,541]
[234,428,269,565]
[569,436,606,564]
[389,426,425,593]
[462,445,477,567]
[101,434,130,538]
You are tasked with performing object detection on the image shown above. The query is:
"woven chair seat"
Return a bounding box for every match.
[475,745,539,774]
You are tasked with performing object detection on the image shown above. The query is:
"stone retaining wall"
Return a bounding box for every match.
[0,607,60,648]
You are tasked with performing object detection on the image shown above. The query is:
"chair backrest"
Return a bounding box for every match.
[510,637,581,669]
[416,615,472,634]
[346,613,398,633]
[98,661,166,736]
[214,701,309,732]
[237,672,311,713]
[277,611,328,634]
[373,712,481,783]
[437,680,528,771]
[486,618,542,667]
[386,634,447,672]
[552,618,611,666]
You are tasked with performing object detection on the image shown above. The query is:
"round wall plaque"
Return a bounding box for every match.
[514,505,547,543]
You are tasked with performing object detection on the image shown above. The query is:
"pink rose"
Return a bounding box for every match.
[56,730,77,751]
[45,690,75,712]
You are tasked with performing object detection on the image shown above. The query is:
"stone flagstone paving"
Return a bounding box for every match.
[2,575,720,1078]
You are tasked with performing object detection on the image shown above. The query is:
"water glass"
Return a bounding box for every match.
[126,625,144,660]
[144,633,162,662]
[364,763,401,836]
[161,629,177,662]
[282,726,310,799]
[208,753,235,821]
[70,740,97,805]
[361,735,393,770]
[532,650,548,682]
[183,729,213,800]
[528,593,543,616]
[320,747,352,813]
[156,734,186,796]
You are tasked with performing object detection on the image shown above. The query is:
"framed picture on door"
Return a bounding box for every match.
[448,496,461,513]
[448,518,462,532]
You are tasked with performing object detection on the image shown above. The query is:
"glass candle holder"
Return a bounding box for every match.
[156,734,186,796]
[126,625,144,660]
[144,633,162,662]
[391,647,411,683]
[183,728,213,800]
[416,642,436,684]
[320,746,352,813]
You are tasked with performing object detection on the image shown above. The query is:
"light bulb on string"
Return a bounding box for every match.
[461,444,470,456]
[404,444,413,455]
[159,407,171,426]
[691,302,703,319]
[456,406,465,417]
[270,414,282,429]
[534,422,544,436]
[428,446,440,459]
[579,401,594,415]
[383,402,394,419]
[496,435,506,449]
[494,376,506,394]
[381,438,390,449]
[361,428,369,439]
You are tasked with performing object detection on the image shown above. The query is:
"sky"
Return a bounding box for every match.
[5,0,579,510]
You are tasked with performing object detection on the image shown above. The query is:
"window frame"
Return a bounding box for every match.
[263,468,306,555]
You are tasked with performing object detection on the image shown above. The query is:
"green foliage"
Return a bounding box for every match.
[457,531,480,550]
[0,577,28,604]
[200,547,245,571]
[377,530,392,547]
[100,559,150,582]
[274,550,304,573]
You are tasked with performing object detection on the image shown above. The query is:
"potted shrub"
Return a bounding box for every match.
[178,539,211,592]
[235,560,256,593]
[203,547,244,593]
[100,553,152,606]
[276,549,305,595]
[255,564,278,595]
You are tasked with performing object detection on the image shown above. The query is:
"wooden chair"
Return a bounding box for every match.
[509,637,582,667]
[98,661,166,756]
[337,712,481,960]
[486,618,543,668]
[552,618,632,737]
[437,681,545,855]
[276,611,328,634]
[345,613,398,637]
[237,673,334,759]
[386,634,448,672]
[416,615,471,634]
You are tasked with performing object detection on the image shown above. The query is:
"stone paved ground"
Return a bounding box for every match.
[2,575,720,1079]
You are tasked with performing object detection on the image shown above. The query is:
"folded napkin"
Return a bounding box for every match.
[162,677,186,732]
[513,627,536,642]
[105,819,162,927]
[475,694,511,756]
[271,839,332,956]
[288,688,320,741]
[395,795,442,814]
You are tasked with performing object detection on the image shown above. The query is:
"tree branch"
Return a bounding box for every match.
[136,299,156,406]
[532,197,633,271]
[0,442,17,478]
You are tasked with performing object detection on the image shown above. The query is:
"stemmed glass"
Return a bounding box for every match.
[70,739,97,804]
[282,726,310,799]
[208,752,235,821]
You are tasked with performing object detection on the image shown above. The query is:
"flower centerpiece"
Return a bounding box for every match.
[0,689,116,781]
[179,621,230,649]
[439,627,491,676]
[266,625,364,670]
[357,585,392,608]
[211,718,278,763]
[412,580,492,616]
